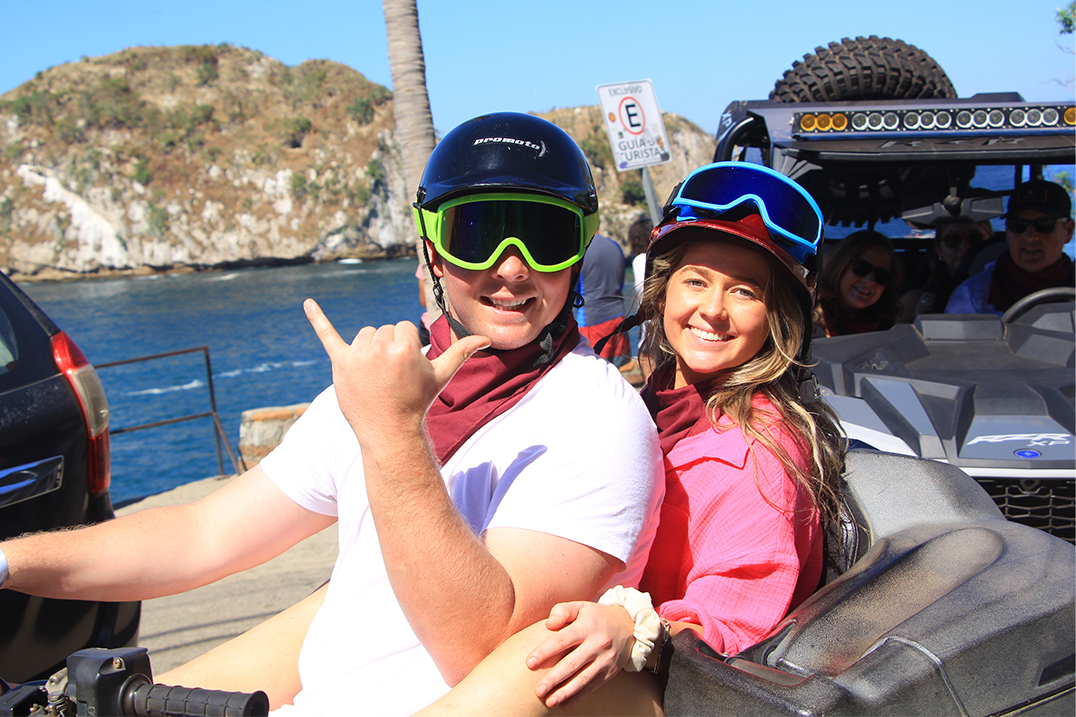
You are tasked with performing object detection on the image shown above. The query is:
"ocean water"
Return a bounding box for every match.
[21,259,423,505]
[15,193,1073,506]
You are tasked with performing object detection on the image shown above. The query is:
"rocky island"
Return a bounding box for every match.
[0,44,714,281]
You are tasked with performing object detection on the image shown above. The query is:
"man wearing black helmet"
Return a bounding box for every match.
[0,113,663,716]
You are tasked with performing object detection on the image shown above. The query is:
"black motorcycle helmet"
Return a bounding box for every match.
[415,111,599,216]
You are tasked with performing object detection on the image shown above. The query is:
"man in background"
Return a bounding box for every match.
[575,232,631,366]
[947,179,1074,315]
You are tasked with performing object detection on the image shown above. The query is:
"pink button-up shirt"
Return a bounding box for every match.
[640,397,823,654]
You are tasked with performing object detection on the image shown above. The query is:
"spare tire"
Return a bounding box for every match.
[767,37,960,227]
[770,36,956,103]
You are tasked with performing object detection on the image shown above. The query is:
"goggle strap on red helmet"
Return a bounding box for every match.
[794,237,823,403]
[795,333,820,404]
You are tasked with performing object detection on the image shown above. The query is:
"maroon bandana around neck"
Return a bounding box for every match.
[988,249,1075,312]
[424,313,581,464]
[640,363,719,455]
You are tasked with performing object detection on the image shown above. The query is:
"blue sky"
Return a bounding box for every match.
[3,1,1073,137]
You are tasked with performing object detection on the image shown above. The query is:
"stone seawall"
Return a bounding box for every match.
[238,403,310,469]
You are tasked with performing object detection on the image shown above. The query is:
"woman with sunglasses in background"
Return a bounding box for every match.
[813,230,901,337]
[897,219,994,321]
[412,162,845,716]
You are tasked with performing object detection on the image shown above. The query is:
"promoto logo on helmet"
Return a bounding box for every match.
[472,137,548,157]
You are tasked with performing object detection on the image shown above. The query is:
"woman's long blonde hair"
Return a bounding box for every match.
[641,237,845,524]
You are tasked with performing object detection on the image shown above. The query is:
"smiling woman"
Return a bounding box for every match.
[813,230,902,337]
[661,242,770,388]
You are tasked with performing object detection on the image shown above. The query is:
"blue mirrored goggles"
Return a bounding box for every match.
[666,162,823,263]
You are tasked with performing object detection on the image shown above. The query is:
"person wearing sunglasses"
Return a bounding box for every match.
[0,113,665,716]
[898,219,995,320]
[813,230,901,337]
[946,179,1075,315]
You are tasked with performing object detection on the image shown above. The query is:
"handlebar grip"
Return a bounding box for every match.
[126,682,269,717]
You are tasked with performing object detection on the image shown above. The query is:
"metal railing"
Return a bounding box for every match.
[97,347,247,477]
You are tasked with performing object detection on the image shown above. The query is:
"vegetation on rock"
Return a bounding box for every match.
[0,45,713,279]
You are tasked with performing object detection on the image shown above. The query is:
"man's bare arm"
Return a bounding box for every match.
[362,436,619,685]
[304,300,618,685]
[2,466,335,601]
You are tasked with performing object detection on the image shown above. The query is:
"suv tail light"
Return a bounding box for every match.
[51,332,111,496]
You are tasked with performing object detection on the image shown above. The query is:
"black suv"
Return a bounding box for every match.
[0,270,139,683]
[713,37,1075,542]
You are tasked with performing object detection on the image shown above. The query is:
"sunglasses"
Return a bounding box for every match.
[1005,217,1062,235]
[939,230,986,249]
[415,193,598,272]
[666,162,823,263]
[850,258,893,286]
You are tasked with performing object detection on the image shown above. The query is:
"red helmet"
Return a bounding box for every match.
[647,212,817,308]
[646,162,823,318]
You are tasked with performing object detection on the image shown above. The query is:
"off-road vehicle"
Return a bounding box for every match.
[714,36,1075,544]
[658,37,1075,717]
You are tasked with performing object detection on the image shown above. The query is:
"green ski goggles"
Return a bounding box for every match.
[415,193,598,272]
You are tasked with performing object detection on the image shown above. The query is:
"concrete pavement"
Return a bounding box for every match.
[116,476,338,674]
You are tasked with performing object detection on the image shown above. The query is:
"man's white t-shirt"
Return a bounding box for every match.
[260,340,663,715]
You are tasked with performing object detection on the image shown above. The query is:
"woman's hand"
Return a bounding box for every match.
[525,601,637,708]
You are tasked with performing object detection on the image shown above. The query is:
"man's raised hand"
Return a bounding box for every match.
[303,299,489,448]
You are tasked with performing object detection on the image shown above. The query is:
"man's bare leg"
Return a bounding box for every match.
[156,583,326,710]
[414,621,663,717]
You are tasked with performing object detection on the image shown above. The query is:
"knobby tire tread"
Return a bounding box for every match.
[770,36,956,103]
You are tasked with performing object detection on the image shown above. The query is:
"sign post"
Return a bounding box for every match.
[596,80,672,225]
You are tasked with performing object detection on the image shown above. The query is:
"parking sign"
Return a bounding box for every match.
[596,80,671,171]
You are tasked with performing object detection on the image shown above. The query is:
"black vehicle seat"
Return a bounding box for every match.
[664,451,1074,717]
[819,449,1004,585]
[964,237,1007,278]
[838,449,1004,541]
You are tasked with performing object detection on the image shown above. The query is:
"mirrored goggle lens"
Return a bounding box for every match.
[441,201,583,268]
[674,164,822,248]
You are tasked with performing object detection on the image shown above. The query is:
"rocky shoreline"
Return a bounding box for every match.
[6,248,415,284]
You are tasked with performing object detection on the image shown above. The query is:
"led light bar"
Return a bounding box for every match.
[795,104,1076,135]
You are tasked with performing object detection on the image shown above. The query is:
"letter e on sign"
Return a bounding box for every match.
[596,80,671,172]
[621,98,644,134]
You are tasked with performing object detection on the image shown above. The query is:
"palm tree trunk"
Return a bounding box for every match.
[382,0,440,324]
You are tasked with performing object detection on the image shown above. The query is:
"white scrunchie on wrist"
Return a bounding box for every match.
[598,585,663,672]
